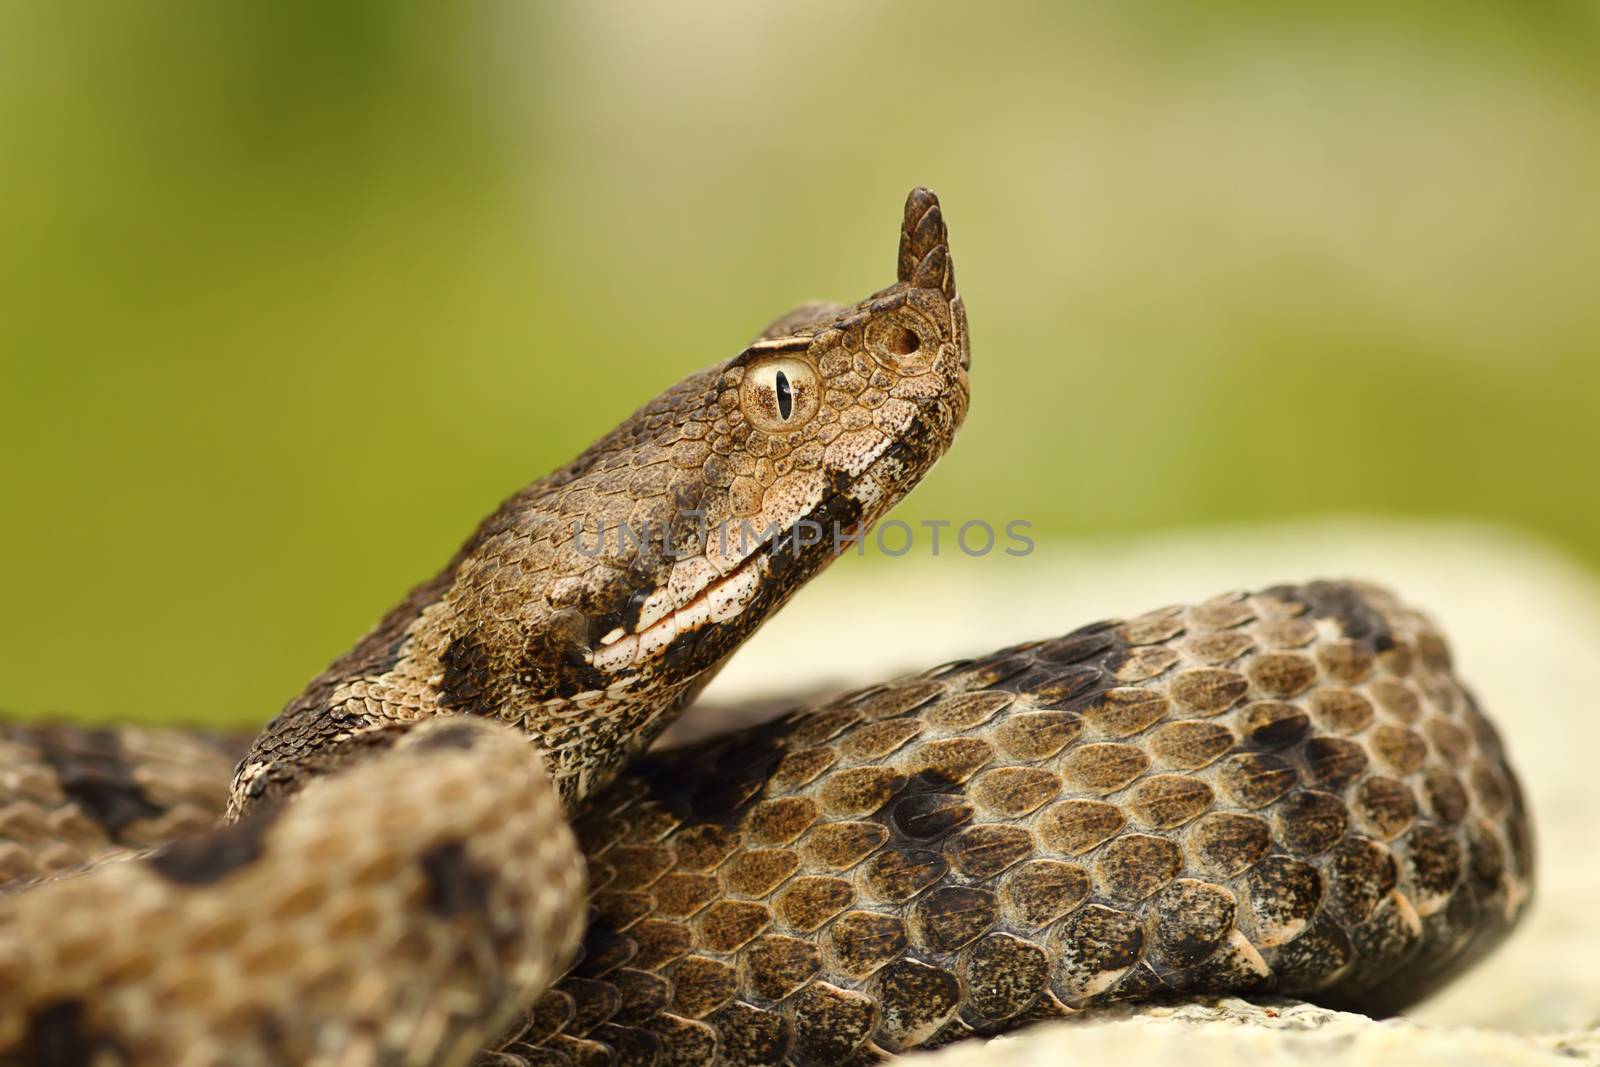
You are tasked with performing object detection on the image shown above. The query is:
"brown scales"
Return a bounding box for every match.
[498,582,1533,1066]
[0,191,1535,1067]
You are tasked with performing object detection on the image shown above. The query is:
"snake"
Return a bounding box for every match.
[0,189,1532,1067]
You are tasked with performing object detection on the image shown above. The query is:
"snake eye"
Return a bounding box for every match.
[739,356,819,433]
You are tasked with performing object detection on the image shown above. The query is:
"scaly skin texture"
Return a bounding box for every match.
[230,187,969,817]
[0,189,971,1067]
[0,723,244,885]
[0,584,1535,1066]
[489,582,1532,1065]
[0,718,587,1066]
[0,193,1534,1067]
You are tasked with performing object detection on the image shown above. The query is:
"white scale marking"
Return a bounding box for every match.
[588,431,905,675]
[592,553,772,672]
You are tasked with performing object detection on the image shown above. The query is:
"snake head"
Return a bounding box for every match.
[420,189,970,800]
[580,190,966,630]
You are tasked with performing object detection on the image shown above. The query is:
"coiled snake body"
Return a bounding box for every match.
[0,191,1531,1066]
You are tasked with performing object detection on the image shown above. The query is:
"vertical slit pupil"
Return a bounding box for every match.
[775,371,793,419]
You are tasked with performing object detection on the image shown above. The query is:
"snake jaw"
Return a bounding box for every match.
[585,392,953,681]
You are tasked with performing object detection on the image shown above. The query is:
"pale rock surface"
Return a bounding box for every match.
[919,998,1599,1066]
[689,519,1600,1061]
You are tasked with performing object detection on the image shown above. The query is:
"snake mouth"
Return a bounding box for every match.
[585,424,942,680]
[588,536,778,676]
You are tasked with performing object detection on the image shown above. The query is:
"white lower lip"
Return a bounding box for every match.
[586,422,919,676]
[590,550,770,672]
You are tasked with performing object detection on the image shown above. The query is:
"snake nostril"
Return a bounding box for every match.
[887,327,920,357]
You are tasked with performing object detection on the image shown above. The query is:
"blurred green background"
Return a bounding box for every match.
[2,3,1597,726]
